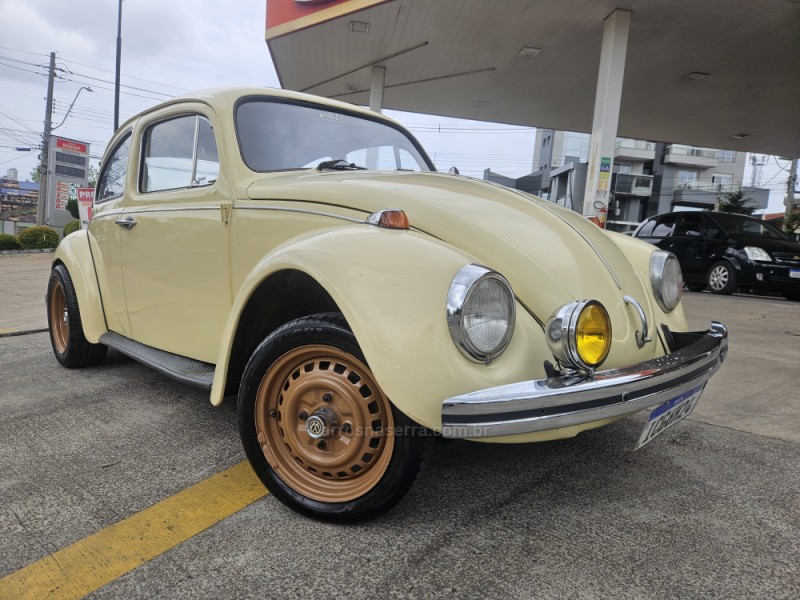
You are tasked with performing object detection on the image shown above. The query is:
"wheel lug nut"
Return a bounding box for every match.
[317,440,327,450]
[269,409,277,418]
[342,423,352,434]
[298,411,308,421]
[322,393,333,403]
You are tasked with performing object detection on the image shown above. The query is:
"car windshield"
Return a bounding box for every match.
[235,99,434,173]
[710,213,791,240]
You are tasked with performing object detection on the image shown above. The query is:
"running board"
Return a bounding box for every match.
[99,332,214,390]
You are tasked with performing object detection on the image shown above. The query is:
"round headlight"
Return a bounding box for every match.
[650,251,683,312]
[546,300,612,371]
[447,264,515,363]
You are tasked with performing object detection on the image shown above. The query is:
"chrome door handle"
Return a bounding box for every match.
[114,216,137,230]
[623,295,652,349]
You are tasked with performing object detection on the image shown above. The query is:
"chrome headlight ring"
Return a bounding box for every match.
[446,264,516,364]
[545,300,611,372]
[650,251,683,313]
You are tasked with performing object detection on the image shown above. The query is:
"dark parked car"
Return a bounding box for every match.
[633,211,800,300]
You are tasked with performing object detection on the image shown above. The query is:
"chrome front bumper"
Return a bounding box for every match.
[441,322,728,439]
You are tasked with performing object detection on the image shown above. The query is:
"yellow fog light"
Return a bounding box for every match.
[575,302,611,367]
[546,300,612,371]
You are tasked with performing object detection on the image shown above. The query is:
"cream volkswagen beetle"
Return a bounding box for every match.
[47,87,727,522]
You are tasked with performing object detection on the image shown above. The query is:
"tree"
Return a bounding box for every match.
[88,164,98,188]
[29,166,41,183]
[717,190,755,215]
[785,210,800,234]
[65,198,80,219]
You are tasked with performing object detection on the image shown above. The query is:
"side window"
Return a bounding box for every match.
[141,115,219,193]
[636,219,656,238]
[96,133,131,202]
[674,214,703,237]
[651,214,677,238]
[704,219,726,241]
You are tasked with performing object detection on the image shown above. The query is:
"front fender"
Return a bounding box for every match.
[607,231,688,335]
[53,231,107,343]
[211,227,547,431]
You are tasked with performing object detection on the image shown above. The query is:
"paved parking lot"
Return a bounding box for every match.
[0,253,798,599]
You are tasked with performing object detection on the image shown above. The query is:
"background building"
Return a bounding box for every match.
[1,169,39,235]
[486,129,769,232]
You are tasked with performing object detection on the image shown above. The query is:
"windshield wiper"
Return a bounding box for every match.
[316,159,367,171]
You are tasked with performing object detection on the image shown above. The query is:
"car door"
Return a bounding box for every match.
[88,131,133,337]
[671,213,706,281]
[118,105,231,363]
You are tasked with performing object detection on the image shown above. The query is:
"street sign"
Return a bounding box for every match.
[46,135,90,228]
[76,187,94,229]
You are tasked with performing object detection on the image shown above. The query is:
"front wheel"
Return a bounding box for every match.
[707,261,738,295]
[238,313,432,522]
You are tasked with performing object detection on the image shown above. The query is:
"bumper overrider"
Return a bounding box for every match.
[441,322,728,439]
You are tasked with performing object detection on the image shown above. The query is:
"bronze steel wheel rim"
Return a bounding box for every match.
[254,345,395,503]
[50,280,69,354]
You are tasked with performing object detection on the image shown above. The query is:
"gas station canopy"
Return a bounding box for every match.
[266,0,800,158]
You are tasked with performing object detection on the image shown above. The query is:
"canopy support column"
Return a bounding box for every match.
[369,65,385,113]
[583,9,631,219]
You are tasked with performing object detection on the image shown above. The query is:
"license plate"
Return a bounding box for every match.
[634,386,704,450]
[790,269,800,279]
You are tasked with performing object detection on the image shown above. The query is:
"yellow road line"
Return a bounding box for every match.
[0,461,268,599]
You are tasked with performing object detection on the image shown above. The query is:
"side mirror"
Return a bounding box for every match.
[448,166,460,175]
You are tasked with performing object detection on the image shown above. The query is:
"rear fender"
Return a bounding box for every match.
[52,231,107,343]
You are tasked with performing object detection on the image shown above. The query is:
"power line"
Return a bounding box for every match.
[0,46,51,58]
[0,61,48,78]
[61,68,173,98]
[57,53,190,93]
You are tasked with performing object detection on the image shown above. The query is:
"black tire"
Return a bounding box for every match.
[47,264,108,368]
[707,261,738,295]
[784,291,800,302]
[238,312,433,523]
[686,283,706,292]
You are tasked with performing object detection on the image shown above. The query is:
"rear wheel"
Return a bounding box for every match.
[707,261,738,295]
[238,313,432,522]
[784,291,800,302]
[47,264,107,368]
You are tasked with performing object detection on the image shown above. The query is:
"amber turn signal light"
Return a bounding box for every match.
[367,209,409,230]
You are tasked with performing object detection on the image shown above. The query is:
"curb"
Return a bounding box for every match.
[0,248,56,255]
[0,328,49,338]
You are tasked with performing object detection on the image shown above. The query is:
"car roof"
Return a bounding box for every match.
[116,86,401,135]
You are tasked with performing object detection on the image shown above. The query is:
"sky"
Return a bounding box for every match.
[0,0,792,212]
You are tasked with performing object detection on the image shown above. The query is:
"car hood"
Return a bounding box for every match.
[730,234,800,254]
[246,170,653,338]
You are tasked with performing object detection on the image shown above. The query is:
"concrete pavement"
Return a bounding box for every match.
[0,252,51,333]
[0,253,798,599]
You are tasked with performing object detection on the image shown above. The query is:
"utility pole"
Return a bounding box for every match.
[749,154,764,188]
[114,0,122,131]
[785,158,798,231]
[36,52,56,226]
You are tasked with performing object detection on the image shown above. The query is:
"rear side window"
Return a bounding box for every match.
[651,215,677,237]
[674,214,703,237]
[96,133,132,202]
[705,220,726,241]
[140,115,219,193]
